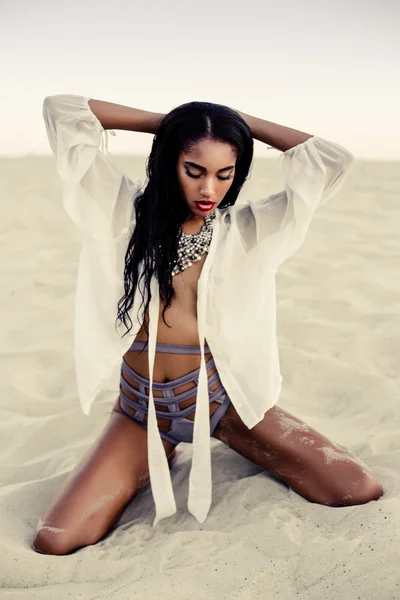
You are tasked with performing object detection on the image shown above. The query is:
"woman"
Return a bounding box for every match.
[33,94,383,555]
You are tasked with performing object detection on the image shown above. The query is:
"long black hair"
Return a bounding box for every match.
[115,100,254,349]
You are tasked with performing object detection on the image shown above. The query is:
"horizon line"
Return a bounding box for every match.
[0,153,399,163]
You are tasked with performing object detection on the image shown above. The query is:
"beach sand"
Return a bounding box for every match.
[0,154,399,599]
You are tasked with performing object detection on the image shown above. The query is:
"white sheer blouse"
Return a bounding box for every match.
[43,94,355,525]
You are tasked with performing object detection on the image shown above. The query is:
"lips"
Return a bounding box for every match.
[195,201,215,207]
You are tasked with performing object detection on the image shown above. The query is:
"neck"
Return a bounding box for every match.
[183,216,205,226]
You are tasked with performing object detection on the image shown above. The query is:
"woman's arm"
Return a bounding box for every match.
[232,108,313,152]
[230,107,355,267]
[88,99,165,134]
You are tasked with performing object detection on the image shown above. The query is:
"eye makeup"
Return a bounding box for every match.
[184,168,232,181]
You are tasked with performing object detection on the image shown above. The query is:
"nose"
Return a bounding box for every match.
[200,177,215,198]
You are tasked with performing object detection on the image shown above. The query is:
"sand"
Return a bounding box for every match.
[0,154,399,600]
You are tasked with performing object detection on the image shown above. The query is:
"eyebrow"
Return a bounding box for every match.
[184,161,235,173]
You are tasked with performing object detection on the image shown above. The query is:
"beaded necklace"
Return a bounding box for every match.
[171,211,216,277]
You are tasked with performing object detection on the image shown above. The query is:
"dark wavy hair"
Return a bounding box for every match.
[115,101,254,351]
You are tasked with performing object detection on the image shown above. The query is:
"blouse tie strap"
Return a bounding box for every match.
[147,275,177,526]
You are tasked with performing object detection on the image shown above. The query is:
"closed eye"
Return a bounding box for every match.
[185,169,232,181]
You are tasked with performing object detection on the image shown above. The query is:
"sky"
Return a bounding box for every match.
[1,0,399,159]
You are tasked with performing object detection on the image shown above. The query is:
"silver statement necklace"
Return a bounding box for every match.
[171,211,216,277]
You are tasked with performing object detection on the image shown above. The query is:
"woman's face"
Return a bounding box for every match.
[177,138,237,223]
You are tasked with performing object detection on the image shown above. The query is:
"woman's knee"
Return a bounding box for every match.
[32,529,77,556]
[320,474,384,508]
[32,522,105,556]
[340,475,383,506]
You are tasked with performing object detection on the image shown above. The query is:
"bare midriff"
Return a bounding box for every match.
[115,245,223,433]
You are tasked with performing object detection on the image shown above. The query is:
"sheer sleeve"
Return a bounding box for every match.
[232,136,355,269]
[42,94,141,241]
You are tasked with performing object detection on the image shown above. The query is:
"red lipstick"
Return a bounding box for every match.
[195,201,216,212]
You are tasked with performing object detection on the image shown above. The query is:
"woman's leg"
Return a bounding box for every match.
[32,397,177,556]
[213,403,383,506]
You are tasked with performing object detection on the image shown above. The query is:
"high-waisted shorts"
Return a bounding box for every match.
[118,341,232,445]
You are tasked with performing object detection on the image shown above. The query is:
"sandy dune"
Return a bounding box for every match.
[0,154,399,599]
